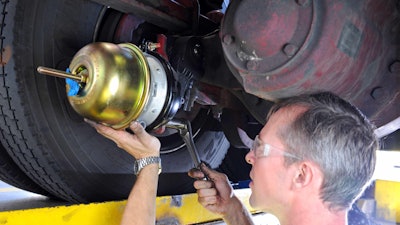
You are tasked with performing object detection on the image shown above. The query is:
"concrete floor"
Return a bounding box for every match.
[0,180,67,212]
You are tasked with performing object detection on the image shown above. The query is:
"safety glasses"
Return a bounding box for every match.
[251,135,301,159]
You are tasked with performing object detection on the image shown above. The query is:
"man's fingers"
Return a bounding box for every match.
[190,164,225,182]
[129,121,144,135]
[85,119,129,142]
[197,186,217,197]
[188,168,205,179]
[200,163,218,179]
[84,118,97,127]
[129,121,155,143]
[85,119,142,138]
[198,195,218,206]
[193,180,214,190]
[85,119,114,135]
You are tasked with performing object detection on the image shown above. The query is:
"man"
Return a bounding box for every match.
[188,92,378,225]
[88,92,378,225]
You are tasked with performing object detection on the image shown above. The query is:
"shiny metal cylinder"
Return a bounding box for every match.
[68,42,151,129]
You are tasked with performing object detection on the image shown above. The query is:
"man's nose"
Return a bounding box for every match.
[245,150,255,164]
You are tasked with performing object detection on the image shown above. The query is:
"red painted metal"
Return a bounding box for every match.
[221,0,400,126]
[90,0,193,31]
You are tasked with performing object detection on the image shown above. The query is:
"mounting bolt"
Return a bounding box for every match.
[389,60,400,73]
[370,87,386,100]
[282,43,298,57]
[193,43,202,57]
[223,34,234,45]
[246,60,259,71]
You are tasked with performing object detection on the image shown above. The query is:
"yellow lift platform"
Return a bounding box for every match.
[0,151,399,225]
[1,181,400,225]
[0,181,400,225]
[0,188,275,225]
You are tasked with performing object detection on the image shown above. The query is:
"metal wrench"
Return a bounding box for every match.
[165,119,202,167]
[165,119,208,179]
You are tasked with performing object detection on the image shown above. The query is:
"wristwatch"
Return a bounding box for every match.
[133,156,162,175]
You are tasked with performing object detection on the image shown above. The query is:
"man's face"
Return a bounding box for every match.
[245,106,302,214]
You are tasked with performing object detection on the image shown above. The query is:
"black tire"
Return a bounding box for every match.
[0,0,229,203]
[0,143,50,196]
[0,0,50,197]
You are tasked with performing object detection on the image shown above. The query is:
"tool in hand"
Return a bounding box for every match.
[165,119,208,180]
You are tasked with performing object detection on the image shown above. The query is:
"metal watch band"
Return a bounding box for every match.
[134,156,162,175]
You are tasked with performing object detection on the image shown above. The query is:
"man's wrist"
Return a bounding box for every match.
[133,156,162,175]
[222,196,254,225]
[136,153,160,159]
[222,196,246,217]
[137,163,160,175]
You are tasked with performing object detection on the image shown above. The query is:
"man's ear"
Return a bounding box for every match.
[292,162,317,189]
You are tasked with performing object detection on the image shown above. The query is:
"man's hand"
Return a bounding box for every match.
[189,163,255,225]
[85,119,160,159]
[188,163,238,216]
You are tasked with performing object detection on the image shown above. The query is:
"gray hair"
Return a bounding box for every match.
[268,92,378,210]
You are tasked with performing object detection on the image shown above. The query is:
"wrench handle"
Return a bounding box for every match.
[166,119,208,180]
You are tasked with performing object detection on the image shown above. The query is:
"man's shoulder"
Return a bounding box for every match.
[348,204,379,225]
